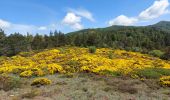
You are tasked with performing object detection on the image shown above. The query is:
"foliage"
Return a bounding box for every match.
[31,78,52,86]
[136,68,170,79]
[160,76,170,87]
[149,50,164,58]
[161,47,170,60]
[1,21,170,56]
[88,46,96,53]
[0,47,169,78]
[20,70,33,77]
[100,70,121,77]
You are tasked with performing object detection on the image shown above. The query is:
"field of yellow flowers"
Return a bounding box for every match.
[0,47,170,86]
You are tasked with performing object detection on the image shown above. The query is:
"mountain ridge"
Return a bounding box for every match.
[68,21,170,34]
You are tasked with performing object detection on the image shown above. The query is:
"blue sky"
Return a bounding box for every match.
[0,0,170,35]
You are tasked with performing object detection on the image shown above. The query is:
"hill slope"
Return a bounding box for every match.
[67,21,170,50]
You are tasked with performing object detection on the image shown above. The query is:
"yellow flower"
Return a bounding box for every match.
[31,78,52,86]
[20,70,33,77]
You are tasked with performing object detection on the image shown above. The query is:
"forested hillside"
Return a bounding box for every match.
[0,21,170,59]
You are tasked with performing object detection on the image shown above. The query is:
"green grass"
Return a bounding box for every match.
[100,70,121,77]
[136,68,170,79]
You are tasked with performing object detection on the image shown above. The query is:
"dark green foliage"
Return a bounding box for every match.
[149,50,164,58]
[88,46,96,53]
[161,47,170,60]
[4,33,29,56]
[136,68,170,79]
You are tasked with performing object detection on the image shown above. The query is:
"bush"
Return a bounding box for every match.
[20,70,33,78]
[137,68,170,79]
[108,52,113,59]
[160,76,170,87]
[131,47,143,52]
[31,78,51,86]
[88,46,96,53]
[149,50,164,58]
[0,75,22,91]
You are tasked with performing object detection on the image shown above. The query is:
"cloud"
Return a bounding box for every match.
[62,12,83,30]
[68,8,95,22]
[108,0,170,26]
[38,26,47,30]
[108,15,138,26]
[0,19,11,28]
[139,0,169,20]
[0,19,57,35]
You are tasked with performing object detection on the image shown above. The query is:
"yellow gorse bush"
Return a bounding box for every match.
[31,78,52,86]
[0,47,169,77]
[160,76,170,87]
[20,70,33,77]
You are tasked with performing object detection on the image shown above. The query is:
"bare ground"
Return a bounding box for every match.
[0,73,170,100]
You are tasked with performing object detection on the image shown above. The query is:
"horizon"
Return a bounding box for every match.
[0,0,170,35]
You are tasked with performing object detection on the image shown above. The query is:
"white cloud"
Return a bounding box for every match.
[0,19,11,28]
[108,0,170,26]
[0,19,57,35]
[68,8,95,22]
[108,15,138,26]
[62,12,81,25]
[62,12,83,30]
[38,26,47,30]
[139,0,169,20]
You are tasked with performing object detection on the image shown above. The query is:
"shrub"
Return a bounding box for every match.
[149,50,164,58]
[31,78,51,86]
[66,60,81,73]
[131,47,143,52]
[32,68,44,76]
[160,76,170,87]
[47,63,63,74]
[137,68,170,79]
[161,47,170,60]
[20,70,33,77]
[0,74,22,91]
[88,46,96,53]
[108,52,113,59]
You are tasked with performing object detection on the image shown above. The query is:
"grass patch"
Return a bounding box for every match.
[22,89,41,99]
[88,46,96,53]
[100,70,121,77]
[136,68,170,79]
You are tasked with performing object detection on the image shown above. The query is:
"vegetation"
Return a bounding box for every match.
[0,21,170,59]
[136,68,170,79]
[31,78,52,86]
[160,76,170,87]
[0,47,169,81]
[149,50,164,58]
[88,46,96,53]
[0,74,22,91]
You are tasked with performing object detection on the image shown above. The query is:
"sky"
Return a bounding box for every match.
[0,0,170,35]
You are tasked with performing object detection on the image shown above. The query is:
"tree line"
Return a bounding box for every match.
[0,26,170,59]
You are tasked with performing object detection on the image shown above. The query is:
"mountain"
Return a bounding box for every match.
[69,21,170,34]
[149,21,170,32]
[67,21,170,51]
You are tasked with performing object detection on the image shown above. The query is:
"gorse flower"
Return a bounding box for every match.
[0,47,169,78]
[160,76,170,87]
